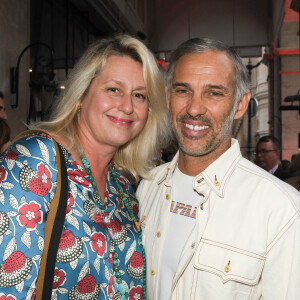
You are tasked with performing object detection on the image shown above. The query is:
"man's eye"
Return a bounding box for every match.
[174,89,191,96]
[210,91,223,97]
[177,89,188,93]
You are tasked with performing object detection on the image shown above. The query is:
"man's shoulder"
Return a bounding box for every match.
[140,162,170,185]
[236,157,300,207]
[136,162,171,199]
[274,165,290,180]
[149,162,170,177]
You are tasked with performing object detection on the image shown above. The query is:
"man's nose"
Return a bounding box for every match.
[256,151,262,157]
[186,94,207,116]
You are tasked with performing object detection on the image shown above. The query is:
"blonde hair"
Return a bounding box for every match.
[32,34,171,178]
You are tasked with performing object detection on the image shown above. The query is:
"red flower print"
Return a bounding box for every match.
[71,160,84,172]
[56,230,83,263]
[0,293,17,300]
[66,192,75,214]
[68,169,90,187]
[36,132,51,139]
[0,166,7,184]
[132,203,138,216]
[119,176,129,190]
[29,178,47,196]
[107,276,114,299]
[37,162,52,190]
[90,232,107,257]
[52,267,66,289]
[16,201,42,230]
[31,291,36,300]
[116,194,124,210]
[5,149,18,160]
[0,251,33,287]
[69,274,101,298]
[94,213,105,229]
[129,285,143,300]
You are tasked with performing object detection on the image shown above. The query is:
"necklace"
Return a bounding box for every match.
[81,156,107,210]
[81,156,146,299]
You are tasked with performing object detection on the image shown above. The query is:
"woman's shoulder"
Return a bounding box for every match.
[6,130,58,164]
[1,131,61,196]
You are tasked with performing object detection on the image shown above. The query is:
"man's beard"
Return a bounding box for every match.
[170,109,235,157]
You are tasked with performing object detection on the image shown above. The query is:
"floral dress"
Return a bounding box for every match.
[0,132,144,299]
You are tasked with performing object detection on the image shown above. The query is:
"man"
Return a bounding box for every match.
[137,38,300,299]
[255,135,290,180]
[0,91,8,120]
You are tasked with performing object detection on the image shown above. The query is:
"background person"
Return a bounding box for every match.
[0,119,11,153]
[0,91,8,120]
[137,37,300,300]
[285,153,300,191]
[254,135,290,180]
[0,34,170,299]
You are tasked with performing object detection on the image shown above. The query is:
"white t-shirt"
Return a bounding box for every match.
[158,166,203,299]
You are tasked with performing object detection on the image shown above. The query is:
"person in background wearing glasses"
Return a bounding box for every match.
[255,135,290,180]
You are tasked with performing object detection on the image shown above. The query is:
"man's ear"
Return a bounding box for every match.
[165,86,170,110]
[234,91,251,119]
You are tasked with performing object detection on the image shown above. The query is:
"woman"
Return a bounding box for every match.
[0,35,170,299]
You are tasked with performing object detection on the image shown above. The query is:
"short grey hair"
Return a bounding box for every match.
[166,37,250,105]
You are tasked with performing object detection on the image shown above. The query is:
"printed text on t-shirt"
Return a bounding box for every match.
[170,201,197,218]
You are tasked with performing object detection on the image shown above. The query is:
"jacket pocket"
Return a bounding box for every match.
[193,239,265,285]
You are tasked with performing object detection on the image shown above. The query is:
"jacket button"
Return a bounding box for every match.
[151,269,156,275]
[224,265,231,272]
[197,178,204,184]
[156,232,161,238]
[166,194,170,200]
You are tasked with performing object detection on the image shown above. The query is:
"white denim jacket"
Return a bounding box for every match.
[137,139,300,300]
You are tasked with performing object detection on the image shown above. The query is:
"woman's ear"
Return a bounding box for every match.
[234,91,251,119]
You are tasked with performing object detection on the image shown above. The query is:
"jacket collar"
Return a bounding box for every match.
[157,139,242,197]
[157,151,179,186]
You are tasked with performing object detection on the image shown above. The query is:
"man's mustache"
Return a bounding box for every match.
[176,114,212,125]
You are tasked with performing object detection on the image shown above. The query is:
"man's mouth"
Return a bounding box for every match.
[183,123,209,131]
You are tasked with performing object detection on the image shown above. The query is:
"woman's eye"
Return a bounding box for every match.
[107,87,119,93]
[133,93,146,102]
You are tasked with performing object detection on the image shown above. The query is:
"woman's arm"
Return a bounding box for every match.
[0,132,58,298]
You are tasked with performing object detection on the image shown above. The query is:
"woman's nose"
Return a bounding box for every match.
[118,94,134,114]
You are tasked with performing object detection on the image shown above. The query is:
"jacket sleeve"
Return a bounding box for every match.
[261,215,300,299]
[0,133,58,298]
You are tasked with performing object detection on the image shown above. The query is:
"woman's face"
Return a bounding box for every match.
[79,55,149,153]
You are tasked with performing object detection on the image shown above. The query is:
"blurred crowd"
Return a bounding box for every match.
[253,135,300,191]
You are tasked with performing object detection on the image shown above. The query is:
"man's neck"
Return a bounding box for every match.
[177,136,233,176]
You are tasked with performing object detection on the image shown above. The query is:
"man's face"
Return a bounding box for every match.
[0,97,7,120]
[255,141,280,170]
[167,51,244,161]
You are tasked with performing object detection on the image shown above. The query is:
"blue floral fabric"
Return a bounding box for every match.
[0,132,144,299]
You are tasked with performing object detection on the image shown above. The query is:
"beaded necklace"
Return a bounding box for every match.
[81,156,146,299]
